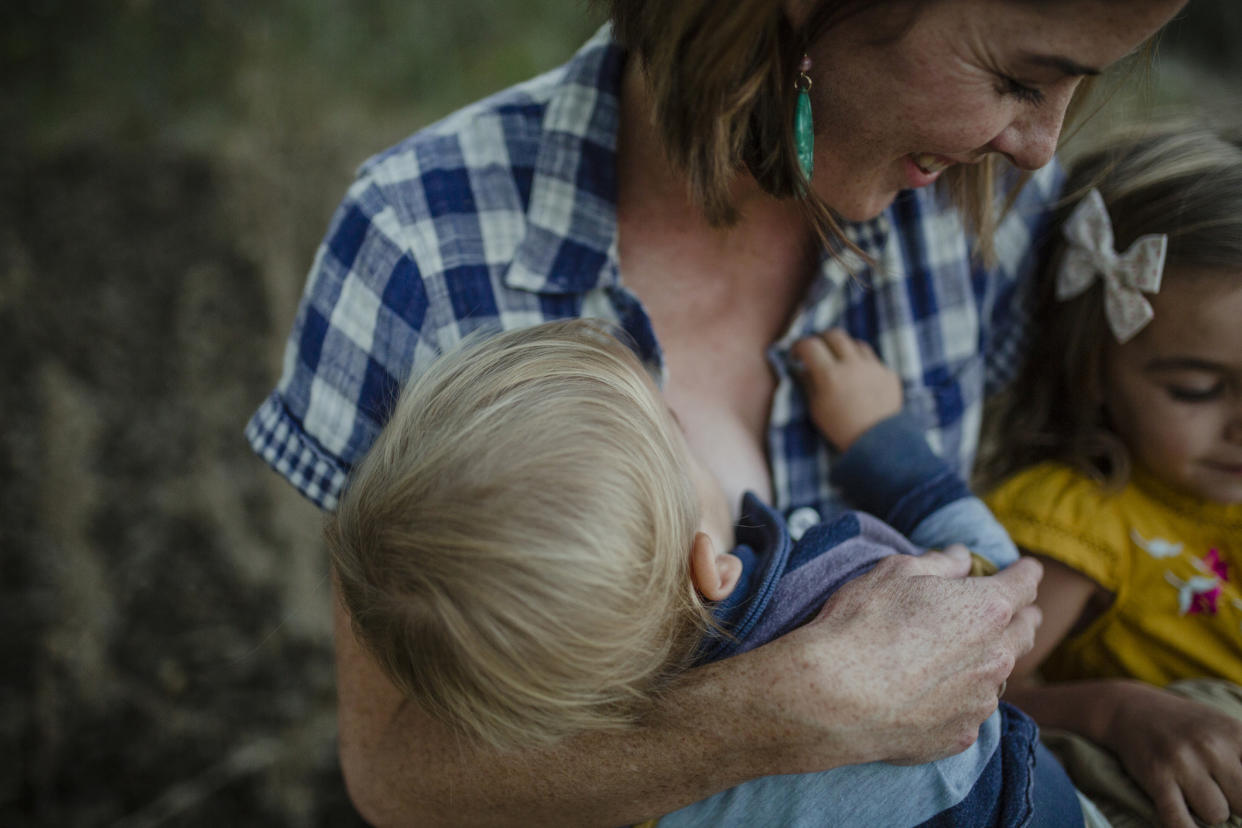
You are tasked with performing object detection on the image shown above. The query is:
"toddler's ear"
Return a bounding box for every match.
[690,532,742,601]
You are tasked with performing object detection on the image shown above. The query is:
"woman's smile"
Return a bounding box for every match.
[803,0,1186,221]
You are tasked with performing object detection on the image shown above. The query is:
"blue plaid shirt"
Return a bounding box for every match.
[247,24,1063,516]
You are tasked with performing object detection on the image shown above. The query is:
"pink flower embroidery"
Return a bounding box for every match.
[1188,581,1222,616]
[1203,548,1229,581]
[1166,572,1224,616]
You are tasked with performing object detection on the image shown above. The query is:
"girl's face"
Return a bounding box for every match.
[804,0,1187,221]
[1103,274,1242,504]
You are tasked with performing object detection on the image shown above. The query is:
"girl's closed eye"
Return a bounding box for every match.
[1165,381,1226,403]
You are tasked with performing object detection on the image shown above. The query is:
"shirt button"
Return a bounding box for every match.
[787,507,821,541]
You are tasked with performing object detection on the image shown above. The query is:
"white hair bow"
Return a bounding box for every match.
[1055,188,1168,343]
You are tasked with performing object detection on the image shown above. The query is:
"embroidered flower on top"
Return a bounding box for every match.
[1197,548,1229,581]
[1132,528,1183,559]
[1165,571,1223,616]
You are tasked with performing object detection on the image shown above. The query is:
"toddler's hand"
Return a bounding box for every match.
[1108,683,1242,828]
[791,329,902,451]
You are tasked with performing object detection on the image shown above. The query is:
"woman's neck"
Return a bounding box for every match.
[615,58,815,302]
[614,58,819,512]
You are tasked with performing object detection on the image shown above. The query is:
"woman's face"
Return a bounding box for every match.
[803,0,1187,221]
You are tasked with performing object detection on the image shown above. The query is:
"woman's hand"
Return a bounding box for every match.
[1105,682,1242,828]
[749,546,1044,769]
[333,551,1041,824]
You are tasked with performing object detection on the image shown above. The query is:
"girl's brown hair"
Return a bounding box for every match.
[979,121,1242,490]
[605,0,1099,260]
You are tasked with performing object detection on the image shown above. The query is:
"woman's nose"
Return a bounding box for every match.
[987,91,1073,172]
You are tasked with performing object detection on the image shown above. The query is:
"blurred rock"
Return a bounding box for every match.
[1,145,357,826]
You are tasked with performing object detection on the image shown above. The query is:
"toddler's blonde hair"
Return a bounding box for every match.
[327,319,711,748]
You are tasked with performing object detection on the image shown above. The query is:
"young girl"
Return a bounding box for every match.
[983,123,1242,828]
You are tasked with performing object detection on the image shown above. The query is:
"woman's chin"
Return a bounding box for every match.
[826,190,901,223]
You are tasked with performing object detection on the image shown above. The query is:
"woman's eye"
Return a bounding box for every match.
[1166,383,1225,402]
[1000,76,1045,106]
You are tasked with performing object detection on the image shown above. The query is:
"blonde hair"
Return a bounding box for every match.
[326,320,711,749]
[606,0,1106,261]
[980,121,1242,490]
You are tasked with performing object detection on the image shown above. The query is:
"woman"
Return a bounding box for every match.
[248,0,1187,823]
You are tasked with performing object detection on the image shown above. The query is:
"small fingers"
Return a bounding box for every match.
[1181,774,1232,827]
[1149,776,1206,828]
[1212,749,1242,818]
[902,546,973,579]
[791,336,835,384]
[1186,734,1242,825]
[794,328,883,372]
[820,328,859,361]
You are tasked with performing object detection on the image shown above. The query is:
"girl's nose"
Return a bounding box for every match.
[1226,414,1242,445]
[1224,397,1242,443]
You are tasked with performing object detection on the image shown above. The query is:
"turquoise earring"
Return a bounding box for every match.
[794,54,814,181]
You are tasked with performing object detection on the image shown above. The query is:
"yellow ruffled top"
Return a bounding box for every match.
[985,462,1242,686]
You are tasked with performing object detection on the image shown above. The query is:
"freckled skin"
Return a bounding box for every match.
[335,1,1191,823]
[803,0,1187,221]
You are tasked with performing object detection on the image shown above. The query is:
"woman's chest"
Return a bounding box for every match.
[614,209,816,511]
[634,272,807,511]
[660,329,779,511]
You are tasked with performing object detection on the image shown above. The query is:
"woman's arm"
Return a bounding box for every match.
[335,553,1044,826]
[334,584,751,826]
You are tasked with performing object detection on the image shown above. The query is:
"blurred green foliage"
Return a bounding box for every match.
[7,2,1240,154]
[4,0,603,149]
[5,1,1240,155]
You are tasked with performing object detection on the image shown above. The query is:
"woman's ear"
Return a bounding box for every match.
[689,531,742,601]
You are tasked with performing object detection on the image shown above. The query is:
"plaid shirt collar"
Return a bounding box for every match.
[247,23,1060,515]
[503,25,625,296]
[501,25,896,302]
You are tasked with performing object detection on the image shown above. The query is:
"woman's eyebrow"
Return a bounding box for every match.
[1018,53,1102,78]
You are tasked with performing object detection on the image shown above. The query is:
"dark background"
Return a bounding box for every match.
[3,3,1239,826]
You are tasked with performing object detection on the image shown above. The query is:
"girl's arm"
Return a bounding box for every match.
[1006,556,1242,828]
[1008,555,1100,682]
